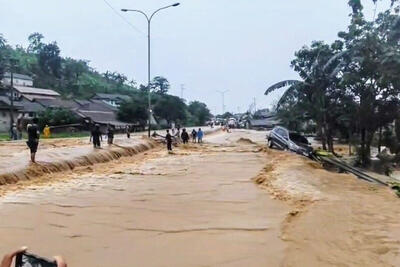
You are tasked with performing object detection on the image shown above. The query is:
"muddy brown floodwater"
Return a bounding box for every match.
[0,131,289,266]
[1,130,400,266]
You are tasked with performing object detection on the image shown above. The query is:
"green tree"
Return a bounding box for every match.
[38,108,80,129]
[266,41,345,152]
[118,94,148,126]
[151,76,170,94]
[337,11,400,165]
[0,34,7,80]
[27,32,44,54]
[188,101,212,125]
[153,94,187,124]
[38,42,62,77]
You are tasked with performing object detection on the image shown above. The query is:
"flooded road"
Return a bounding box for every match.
[0,131,289,266]
[1,129,400,266]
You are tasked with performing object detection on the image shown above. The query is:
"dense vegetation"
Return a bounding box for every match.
[267,0,400,166]
[0,33,212,128]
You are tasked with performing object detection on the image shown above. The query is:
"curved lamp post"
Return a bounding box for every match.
[122,3,180,137]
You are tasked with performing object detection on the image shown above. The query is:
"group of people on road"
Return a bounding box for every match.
[165,128,204,151]
[190,128,203,143]
[90,124,133,148]
[22,119,205,162]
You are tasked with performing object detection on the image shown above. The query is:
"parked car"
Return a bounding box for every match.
[267,126,313,157]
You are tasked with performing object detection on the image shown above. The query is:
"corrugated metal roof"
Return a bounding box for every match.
[36,99,80,109]
[92,93,130,101]
[19,98,45,113]
[74,110,128,126]
[14,86,60,96]
[24,95,57,101]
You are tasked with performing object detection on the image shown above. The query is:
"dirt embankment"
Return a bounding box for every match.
[0,128,222,188]
[0,139,158,186]
[254,146,400,266]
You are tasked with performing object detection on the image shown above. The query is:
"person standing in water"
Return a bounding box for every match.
[166,129,173,151]
[197,128,204,143]
[90,124,102,148]
[26,118,40,163]
[107,124,114,145]
[181,128,189,144]
[191,129,197,143]
[126,125,131,139]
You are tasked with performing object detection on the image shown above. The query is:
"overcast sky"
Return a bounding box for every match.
[0,0,389,114]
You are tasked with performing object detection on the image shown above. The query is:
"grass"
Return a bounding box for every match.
[0,133,10,141]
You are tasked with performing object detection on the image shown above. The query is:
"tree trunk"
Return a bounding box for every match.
[320,124,327,151]
[378,127,382,154]
[326,122,335,153]
[348,128,352,156]
[360,128,367,166]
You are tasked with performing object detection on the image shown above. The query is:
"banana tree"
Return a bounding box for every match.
[265,41,346,152]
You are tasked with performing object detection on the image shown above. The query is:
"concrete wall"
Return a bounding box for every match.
[0,110,18,133]
[2,78,33,87]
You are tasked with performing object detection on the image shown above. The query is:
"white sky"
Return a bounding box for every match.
[0,0,390,114]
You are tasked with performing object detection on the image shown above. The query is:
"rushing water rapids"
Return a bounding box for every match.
[0,139,157,186]
[1,130,400,266]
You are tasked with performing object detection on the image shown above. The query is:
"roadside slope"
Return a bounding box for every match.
[255,147,400,266]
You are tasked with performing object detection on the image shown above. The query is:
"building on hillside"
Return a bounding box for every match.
[0,96,23,132]
[0,86,59,121]
[73,100,131,130]
[18,98,45,118]
[12,86,60,101]
[36,98,80,110]
[1,73,33,87]
[91,93,130,108]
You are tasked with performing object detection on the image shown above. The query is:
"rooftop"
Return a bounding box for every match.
[92,93,130,102]
[14,86,60,96]
[36,99,79,109]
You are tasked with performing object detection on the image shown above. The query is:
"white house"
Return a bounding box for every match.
[2,73,33,87]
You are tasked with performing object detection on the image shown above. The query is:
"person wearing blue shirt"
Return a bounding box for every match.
[197,128,204,143]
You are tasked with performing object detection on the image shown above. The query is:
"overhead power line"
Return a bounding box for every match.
[102,0,145,35]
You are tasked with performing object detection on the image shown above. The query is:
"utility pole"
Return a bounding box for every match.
[216,90,229,115]
[180,84,186,99]
[9,71,14,129]
[7,59,17,134]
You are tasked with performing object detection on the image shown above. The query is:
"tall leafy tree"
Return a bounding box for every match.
[338,11,400,165]
[38,42,62,77]
[118,93,148,126]
[188,101,212,125]
[0,34,7,80]
[27,32,44,54]
[151,76,170,94]
[153,94,187,124]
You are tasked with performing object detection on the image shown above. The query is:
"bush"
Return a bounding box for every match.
[38,108,80,129]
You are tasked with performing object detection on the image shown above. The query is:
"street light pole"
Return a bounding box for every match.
[216,90,229,114]
[122,3,180,137]
[7,59,17,135]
